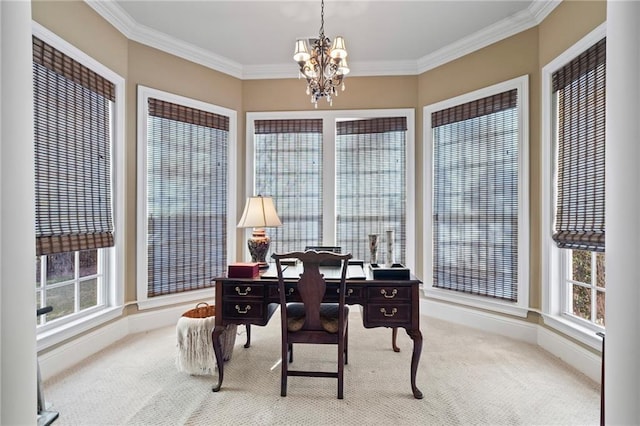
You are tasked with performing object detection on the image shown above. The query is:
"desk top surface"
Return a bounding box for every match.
[217,263,421,283]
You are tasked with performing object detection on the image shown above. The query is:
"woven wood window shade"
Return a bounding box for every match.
[146,98,229,297]
[432,90,519,301]
[254,119,323,253]
[336,117,407,262]
[552,38,606,252]
[33,36,115,256]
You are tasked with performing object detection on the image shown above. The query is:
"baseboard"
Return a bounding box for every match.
[127,303,205,334]
[424,298,602,384]
[38,317,129,381]
[39,302,208,381]
[537,325,602,383]
[423,298,538,343]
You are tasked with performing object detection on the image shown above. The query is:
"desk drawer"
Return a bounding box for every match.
[364,303,411,327]
[223,282,264,299]
[324,285,363,302]
[267,285,363,302]
[367,286,411,301]
[268,285,299,300]
[222,300,265,321]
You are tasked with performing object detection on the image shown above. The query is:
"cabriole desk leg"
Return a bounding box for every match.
[392,327,400,352]
[211,325,225,392]
[244,324,251,348]
[406,328,424,399]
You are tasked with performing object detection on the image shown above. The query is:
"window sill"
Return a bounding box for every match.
[36,305,124,352]
[541,313,604,351]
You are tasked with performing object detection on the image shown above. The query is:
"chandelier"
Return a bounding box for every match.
[293,0,349,107]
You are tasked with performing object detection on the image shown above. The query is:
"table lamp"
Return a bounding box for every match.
[237,195,282,268]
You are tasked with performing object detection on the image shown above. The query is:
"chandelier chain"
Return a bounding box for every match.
[320,0,325,40]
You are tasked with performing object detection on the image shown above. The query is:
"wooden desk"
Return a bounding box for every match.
[211,264,423,399]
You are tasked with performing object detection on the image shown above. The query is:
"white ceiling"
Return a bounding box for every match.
[87,0,559,79]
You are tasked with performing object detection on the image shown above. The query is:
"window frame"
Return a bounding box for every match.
[36,249,108,330]
[136,85,237,309]
[423,75,530,317]
[33,21,125,351]
[561,250,606,328]
[541,23,606,350]
[245,109,416,270]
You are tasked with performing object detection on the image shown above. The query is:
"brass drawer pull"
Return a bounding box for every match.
[235,304,252,314]
[381,288,398,299]
[235,286,251,296]
[337,288,354,296]
[278,288,294,296]
[380,307,398,317]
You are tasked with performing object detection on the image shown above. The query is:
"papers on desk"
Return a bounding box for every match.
[261,263,367,280]
[347,264,366,279]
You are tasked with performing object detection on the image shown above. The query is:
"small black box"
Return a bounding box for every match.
[369,263,411,280]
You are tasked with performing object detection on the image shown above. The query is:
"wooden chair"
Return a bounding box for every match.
[271,250,353,399]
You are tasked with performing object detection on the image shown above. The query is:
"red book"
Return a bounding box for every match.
[228,262,260,278]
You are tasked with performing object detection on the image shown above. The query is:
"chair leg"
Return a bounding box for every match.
[288,343,293,363]
[281,338,288,397]
[345,323,349,365]
[338,337,344,399]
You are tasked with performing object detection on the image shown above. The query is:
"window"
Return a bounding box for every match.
[137,86,237,308]
[32,24,124,337]
[424,76,529,316]
[254,119,323,250]
[542,24,606,344]
[564,250,606,327]
[336,118,408,263]
[247,110,415,266]
[36,250,106,324]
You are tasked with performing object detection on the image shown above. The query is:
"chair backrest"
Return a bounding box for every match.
[272,250,352,331]
[304,246,342,266]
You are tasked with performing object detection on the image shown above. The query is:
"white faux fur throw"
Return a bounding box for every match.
[176,316,234,376]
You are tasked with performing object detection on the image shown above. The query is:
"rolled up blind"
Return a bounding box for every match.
[33,36,115,256]
[552,38,606,252]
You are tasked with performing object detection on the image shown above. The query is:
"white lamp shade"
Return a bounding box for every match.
[237,196,282,228]
[329,36,347,59]
[337,58,350,75]
[293,39,311,62]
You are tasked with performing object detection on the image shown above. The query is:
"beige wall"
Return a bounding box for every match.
[243,75,418,113]
[32,0,128,77]
[539,0,607,66]
[32,0,606,314]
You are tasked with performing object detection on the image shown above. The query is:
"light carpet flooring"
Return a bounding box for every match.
[44,301,600,425]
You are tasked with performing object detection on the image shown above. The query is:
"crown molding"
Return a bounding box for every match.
[85,0,560,80]
[85,0,136,39]
[417,0,560,74]
[529,0,562,24]
[85,0,244,79]
[131,23,244,79]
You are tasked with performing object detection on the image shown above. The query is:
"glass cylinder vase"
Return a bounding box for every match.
[386,229,395,266]
[368,234,379,265]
